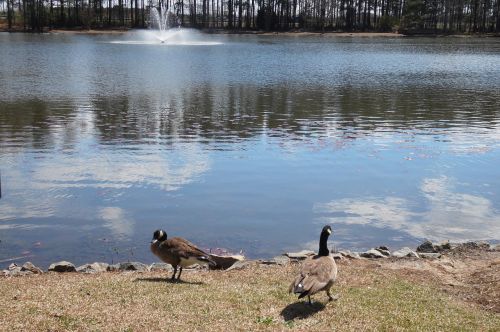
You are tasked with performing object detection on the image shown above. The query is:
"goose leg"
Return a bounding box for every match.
[171,266,177,281]
[327,289,333,301]
[177,267,183,281]
[308,295,312,305]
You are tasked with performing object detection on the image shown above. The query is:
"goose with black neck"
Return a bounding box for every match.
[289,225,338,304]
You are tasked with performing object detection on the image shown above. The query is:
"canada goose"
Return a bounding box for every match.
[150,229,216,281]
[289,225,338,304]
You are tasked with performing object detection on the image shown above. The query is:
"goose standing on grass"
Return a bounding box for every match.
[150,229,216,281]
[289,225,338,304]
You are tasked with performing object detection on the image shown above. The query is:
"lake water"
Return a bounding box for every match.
[1,31,500,268]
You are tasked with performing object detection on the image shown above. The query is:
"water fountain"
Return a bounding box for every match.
[149,3,180,43]
[108,2,222,46]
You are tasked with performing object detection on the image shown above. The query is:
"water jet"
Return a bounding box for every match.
[149,3,177,43]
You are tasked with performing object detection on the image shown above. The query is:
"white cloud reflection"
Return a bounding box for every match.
[0,168,57,222]
[314,176,500,241]
[0,143,210,225]
[99,206,134,237]
[31,145,210,191]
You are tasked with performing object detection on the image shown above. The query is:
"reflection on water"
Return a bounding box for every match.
[315,176,500,244]
[0,33,500,268]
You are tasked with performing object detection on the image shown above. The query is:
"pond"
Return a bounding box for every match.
[1,31,500,268]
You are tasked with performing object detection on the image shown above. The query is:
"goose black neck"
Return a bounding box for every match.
[318,232,330,256]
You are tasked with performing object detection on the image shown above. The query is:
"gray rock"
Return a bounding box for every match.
[149,262,173,272]
[417,240,437,253]
[226,260,252,271]
[48,261,76,272]
[473,241,490,249]
[451,241,490,252]
[392,247,419,258]
[4,264,26,276]
[285,250,315,260]
[209,254,245,270]
[259,256,290,266]
[419,253,442,259]
[375,246,391,256]
[107,264,120,272]
[434,241,451,252]
[76,262,109,273]
[21,262,44,274]
[360,249,387,259]
[332,253,344,260]
[11,266,23,273]
[272,255,290,266]
[8,263,19,271]
[491,243,500,251]
[117,262,149,272]
[340,250,361,259]
[259,259,276,265]
[6,269,33,277]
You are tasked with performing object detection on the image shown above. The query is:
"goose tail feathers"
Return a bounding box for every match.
[200,255,217,267]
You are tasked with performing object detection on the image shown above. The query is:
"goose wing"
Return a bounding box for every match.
[162,237,215,264]
[289,255,337,296]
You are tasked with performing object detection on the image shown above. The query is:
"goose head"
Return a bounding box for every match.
[321,225,332,236]
[151,229,168,244]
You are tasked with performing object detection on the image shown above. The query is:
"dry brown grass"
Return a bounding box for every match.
[382,248,500,313]
[1,256,499,331]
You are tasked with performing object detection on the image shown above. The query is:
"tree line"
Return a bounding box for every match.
[1,0,499,33]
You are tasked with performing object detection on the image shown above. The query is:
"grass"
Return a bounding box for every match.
[1,260,499,331]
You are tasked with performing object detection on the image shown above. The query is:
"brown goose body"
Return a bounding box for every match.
[150,230,215,280]
[289,254,337,299]
[289,225,338,303]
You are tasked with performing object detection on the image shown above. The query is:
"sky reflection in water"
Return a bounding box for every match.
[0,33,500,268]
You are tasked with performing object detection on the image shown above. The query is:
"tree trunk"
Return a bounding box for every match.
[473,0,479,32]
[108,0,111,26]
[497,0,500,32]
[6,0,13,29]
[238,0,242,28]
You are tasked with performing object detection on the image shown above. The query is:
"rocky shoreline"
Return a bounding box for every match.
[3,240,498,278]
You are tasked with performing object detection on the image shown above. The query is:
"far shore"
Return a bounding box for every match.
[2,27,402,37]
[2,26,500,38]
[47,29,404,37]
